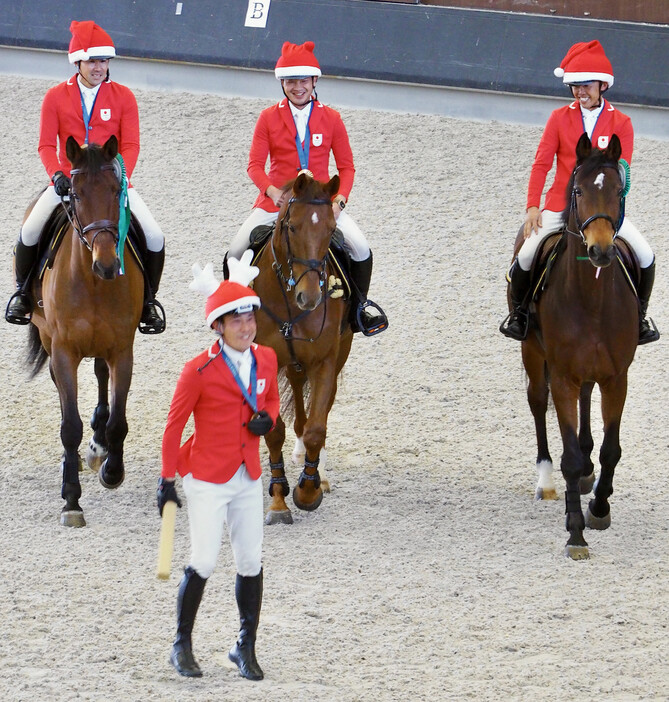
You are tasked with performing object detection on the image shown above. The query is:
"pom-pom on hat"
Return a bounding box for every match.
[553,40,614,87]
[68,20,116,64]
[275,41,322,80]
[190,251,261,327]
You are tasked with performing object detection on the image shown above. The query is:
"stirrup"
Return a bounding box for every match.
[499,309,529,341]
[356,300,388,336]
[138,299,166,335]
[5,290,32,325]
[638,316,660,346]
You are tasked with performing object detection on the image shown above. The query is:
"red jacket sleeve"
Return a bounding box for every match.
[38,86,64,179]
[526,109,561,211]
[247,109,273,197]
[117,85,140,179]
[329,110,355,199]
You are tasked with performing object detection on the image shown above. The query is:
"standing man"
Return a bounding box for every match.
[499,40,658,344]
[5,20,166,334]
[228,40,388,336]
[157,251,280,680]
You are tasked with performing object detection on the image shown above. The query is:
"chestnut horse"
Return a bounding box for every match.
[25,135,144,527]
[253,172,353,524]
[513,133,639,559]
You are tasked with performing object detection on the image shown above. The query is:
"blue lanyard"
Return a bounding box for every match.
[79,88,99,145]
[295,102,314,171]
[222,351,257,413]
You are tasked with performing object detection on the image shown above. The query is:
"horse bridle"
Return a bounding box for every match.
[567,161,625,244]
[65,164,120,252]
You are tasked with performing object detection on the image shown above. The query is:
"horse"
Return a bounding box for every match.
[513,132,639,560]
[25,135,145,527]
[252,171,353,525]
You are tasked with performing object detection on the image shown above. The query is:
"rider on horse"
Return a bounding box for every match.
[500,40,659,345]
[5,20,166,334]
[227,40,388,336]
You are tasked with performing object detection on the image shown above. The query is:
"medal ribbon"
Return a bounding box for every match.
[79,88,99,145]
[222,351,258,413]
[295,102,314,172]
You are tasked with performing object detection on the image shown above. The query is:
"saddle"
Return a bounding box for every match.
[248,224,352,299]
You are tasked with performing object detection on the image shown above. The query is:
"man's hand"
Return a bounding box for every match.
[157,477,182,517]
[52,171,72,197]
[267,185,288,208]
[247,410,273,436]
[523,207,542,239]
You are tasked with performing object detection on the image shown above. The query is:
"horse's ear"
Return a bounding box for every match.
[606,134,622,162]
[575,132,592,163]
[326,175,340,200]
[66,136,82,165]
[293,172,308,196]
[102,135,119,161]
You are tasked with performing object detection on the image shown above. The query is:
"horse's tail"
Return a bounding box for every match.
[26,324,48,379]
[277,367,312,422]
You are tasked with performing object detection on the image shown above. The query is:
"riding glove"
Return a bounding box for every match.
[157,477,182,516]
[247,410,274,436]
[52,171,72,197]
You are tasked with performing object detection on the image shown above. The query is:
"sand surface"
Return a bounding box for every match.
[0,74,667,701]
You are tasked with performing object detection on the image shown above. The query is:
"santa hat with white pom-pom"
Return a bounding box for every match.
[190,250,261,327]
[553,40,614,87]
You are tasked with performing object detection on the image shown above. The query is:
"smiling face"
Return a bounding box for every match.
[282,77,317,108]
[77,59,110,88]
[570,81,608,110]
[215,311,257,352]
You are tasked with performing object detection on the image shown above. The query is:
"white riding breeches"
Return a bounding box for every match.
[517,209,653,271]
[20,186,165,252]
[230,207,370,262]
[182,466,263,580]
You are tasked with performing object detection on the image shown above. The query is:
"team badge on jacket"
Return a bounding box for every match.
[597,135,609,149]
[100,108,111,121]
[257,378,266,394]
[312,133,323,147]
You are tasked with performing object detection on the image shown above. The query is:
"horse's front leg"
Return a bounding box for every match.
[86,358,110,471]
[98,351,132,489]
[51,347,85,527]
[586,375,627,530]
[292,361,337,512]
[522,343,555,500]
[264,414,293,525]
[578,381,596,494]
[553,378,589,559]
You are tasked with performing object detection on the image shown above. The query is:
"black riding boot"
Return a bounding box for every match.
[349,253,388,336]
[170,566,207,678]
[5,240,38,325]
[499,262,532,341]
[139,247,166,334]
[637,260,660,345]
[228,569,264,681]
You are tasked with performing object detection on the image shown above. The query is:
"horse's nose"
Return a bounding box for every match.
[588,243,616,268]
[296,289,321,311]
[92,258,120,280]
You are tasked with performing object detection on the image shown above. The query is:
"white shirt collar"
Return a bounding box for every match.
[289,100,312,142]
[77,76,102,111]
[221,342,252,367]
[580,101,605,138]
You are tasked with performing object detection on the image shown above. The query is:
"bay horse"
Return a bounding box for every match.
[514,133,639,559]
[25,135,144,527]
[253,172,353,525]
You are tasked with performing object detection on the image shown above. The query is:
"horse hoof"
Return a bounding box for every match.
[564,544,590,560]
[534,487,558,500]
[321,479,331,493]
[585,505,611,530]
[98,461,125,489]
[265,509,293,525]
[60,509,86,528]
[86,442,107,472]
[292,487,323,512]
[579,471,596,495]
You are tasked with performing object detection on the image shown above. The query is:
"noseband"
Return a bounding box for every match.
[567,161,625,244]
[67,164,120,252]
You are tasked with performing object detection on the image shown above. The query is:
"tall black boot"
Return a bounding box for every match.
[637,260,660,345]
[139,247,166,334]
[349,253,388,336]
[499,261,532,341]
[228,569,264,681]
[5,240,38,325]
[170,566,207,678]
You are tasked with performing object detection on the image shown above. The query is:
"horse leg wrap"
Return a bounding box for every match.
[298,457,321,490]
[564,490,585,531]
[269,457,289,497]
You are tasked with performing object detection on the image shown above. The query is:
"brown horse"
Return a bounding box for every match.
[253,172,353,524]
[25,135,144,527]
[514,133,639,559]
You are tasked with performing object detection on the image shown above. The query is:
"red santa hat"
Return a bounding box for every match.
[68,20,116,64]
[190,252,261,327]
[275,41,322,79]
[553,40,614,87]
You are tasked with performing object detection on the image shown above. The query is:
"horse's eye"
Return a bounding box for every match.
[288,224,295,234]
[574,188,582,196]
